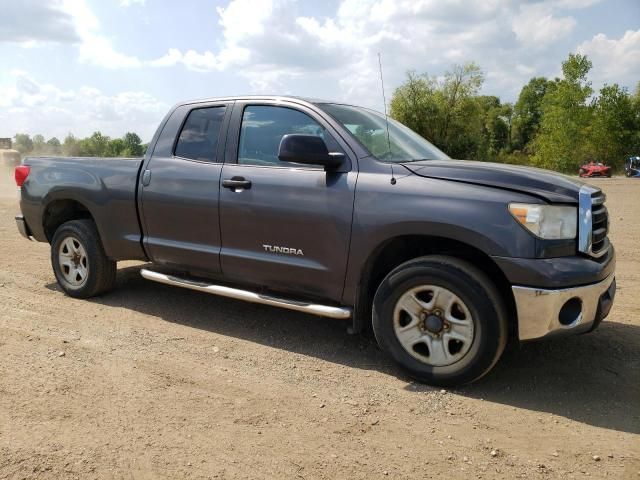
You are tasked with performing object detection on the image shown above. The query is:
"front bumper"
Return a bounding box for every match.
[513,273,616,340]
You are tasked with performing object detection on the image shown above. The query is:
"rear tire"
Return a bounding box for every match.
[372,256,508,386]
[51,219,117,298]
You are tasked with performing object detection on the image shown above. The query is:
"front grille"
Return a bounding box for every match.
[578,186,610,258]
[590,191,609,256]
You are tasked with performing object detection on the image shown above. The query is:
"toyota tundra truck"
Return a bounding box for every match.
[14,96,616,385]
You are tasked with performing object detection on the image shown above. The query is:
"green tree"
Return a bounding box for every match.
[512,77,551,150]
[588,84,638,170]
[632,82,640,110]
[32,134,46,153]
[500,103,515,151]
[45,137,62,155]
[13,133,33,154]
[439,62,484,157]
[122,132,145,156]
[78,132,111,156]
[631,82,640,155]
[106,138,125,157]
[532,54,594,171]
[62,134,81,156]
[15,131,148,158]
[390,62,485,159]
[390,71,440,143]
[477,97,512,160]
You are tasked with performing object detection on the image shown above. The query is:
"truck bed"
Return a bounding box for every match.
[19,156,147,261]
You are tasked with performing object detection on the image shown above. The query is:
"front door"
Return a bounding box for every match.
[140,103,230,276]
[219,102,356,302]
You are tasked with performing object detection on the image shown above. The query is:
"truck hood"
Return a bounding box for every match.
[401,159,586,203]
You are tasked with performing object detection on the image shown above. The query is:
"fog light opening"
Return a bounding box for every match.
[559,297,583,326]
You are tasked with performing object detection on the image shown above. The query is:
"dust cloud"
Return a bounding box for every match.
[0,162,19,203]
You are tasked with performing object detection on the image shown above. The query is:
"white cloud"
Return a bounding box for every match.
[59,0,142,68]
[164,0,509,105]
[148,48,229,72]
[148,0,276,72]
[3,0,147,67]
[553,0,602,9]
[6,0,617,106]
[143,0,605,107]
[577,29,640,91]
[512,3,576,48]
[0,71,167,140]
[120,0,146,6]
[3,0,630,124]
[0,0,80,44]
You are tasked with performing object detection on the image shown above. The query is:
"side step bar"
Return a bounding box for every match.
[140,269,352,320]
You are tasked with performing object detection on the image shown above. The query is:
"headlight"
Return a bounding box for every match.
[509,203,577,239]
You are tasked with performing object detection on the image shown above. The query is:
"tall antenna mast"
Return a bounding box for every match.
[378,52,392,153]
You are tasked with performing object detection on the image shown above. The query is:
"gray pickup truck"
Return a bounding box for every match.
[15,96,616,385]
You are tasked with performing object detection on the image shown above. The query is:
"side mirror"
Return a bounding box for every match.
[278,134,346,171]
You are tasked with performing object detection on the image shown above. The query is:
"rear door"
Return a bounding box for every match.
[218,101,357,302]
[140,102,231,276]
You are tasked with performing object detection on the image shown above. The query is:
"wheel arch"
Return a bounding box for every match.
[352,234,516,338]
[42,198,96,243]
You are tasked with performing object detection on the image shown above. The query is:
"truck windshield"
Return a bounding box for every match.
[318,103,449,163]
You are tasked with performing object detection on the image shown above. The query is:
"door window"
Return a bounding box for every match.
[238,106,335,167]
[174,106,226,162]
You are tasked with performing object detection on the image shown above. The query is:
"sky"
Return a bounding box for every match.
[0,0,639,141]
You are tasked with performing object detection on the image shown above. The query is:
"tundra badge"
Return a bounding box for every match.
[263,245,304,256]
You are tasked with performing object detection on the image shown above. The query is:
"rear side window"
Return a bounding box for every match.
[174,106,226,162]
[238,105,334,168]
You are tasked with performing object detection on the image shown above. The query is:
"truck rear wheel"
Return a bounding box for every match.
[51,219,117,298]
[372,256,508,386]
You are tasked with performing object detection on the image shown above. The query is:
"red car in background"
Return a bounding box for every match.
[579,161,612,178]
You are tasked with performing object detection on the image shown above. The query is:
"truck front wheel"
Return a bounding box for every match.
[372,256,508,386]
[51,219,117,298]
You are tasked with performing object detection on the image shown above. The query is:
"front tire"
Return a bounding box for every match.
[372,256,508,386]
[51,219,117,298]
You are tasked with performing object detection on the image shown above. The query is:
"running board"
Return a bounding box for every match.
[140,269,352,320]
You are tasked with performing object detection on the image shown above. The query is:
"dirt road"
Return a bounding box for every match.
[1,177,638,479]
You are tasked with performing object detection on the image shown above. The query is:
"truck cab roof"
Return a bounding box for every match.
[174,95,344,109]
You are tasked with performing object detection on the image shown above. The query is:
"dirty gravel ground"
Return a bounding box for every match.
[0,174,638,479]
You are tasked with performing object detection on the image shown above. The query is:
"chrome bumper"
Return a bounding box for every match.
[513,273,616,341]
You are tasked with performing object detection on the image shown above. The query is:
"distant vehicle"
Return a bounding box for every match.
[579,161,612,178]
[13,96,616,386]
[0,138,20,166]
[625,156,640,178]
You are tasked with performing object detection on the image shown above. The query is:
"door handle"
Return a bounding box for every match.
[142,169,152,186]
[222,177,252,191]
